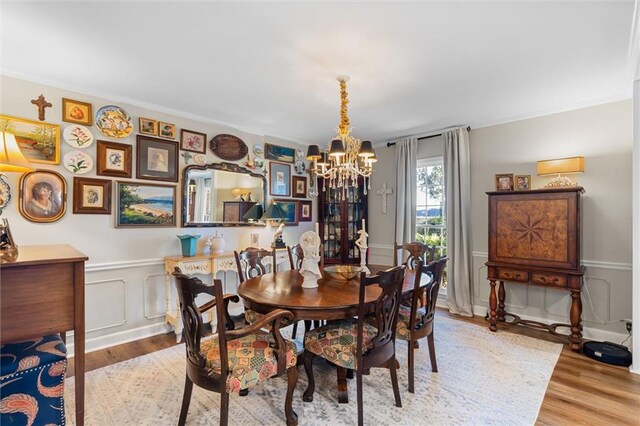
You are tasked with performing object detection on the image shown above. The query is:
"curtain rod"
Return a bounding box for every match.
[386,126,471,147]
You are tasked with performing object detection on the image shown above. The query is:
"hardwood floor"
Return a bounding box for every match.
[68,309,640,425]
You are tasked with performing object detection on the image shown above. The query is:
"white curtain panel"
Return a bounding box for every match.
[443,128,474,317]
[394,137,417,245]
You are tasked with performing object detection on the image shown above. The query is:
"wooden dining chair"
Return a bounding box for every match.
[171,267,298,426]
[302,265,406,426]
[393,242,436,269]
[396,257,448,393]
[235,247,279,326]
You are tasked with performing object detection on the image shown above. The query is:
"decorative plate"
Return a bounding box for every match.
[294,160,306,174]
[210,134,248,161]
[95,105,133,138]
[63,150,94,174]
[296,148,305,159]
[0,176,10,213]
[253,144,263,156]
[63,124,94,148]
[254,157,264,170]
[193,153,207,165]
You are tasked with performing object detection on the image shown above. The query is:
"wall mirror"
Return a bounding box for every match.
[182,162,266,227]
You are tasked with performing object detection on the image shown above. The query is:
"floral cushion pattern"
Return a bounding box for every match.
[395,304,427,340]
[200,332,297,393]
[304,319,377,370]
[0,334,67,426]
[244,309,294,330]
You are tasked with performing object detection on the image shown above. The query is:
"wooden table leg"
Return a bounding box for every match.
[489,279,498,332]
[337,366,349,403]
[569,290,583,351]
[74,262,85,426]
[497,280,506,322]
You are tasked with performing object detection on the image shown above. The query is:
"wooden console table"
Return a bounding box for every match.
[486,187,585,351]
[164,249,288,341]
[0,245,88,425]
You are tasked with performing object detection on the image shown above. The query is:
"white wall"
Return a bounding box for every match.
[1,76,315,353]
[370,100,633,343]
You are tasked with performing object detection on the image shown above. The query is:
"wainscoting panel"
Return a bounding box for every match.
[143,273,167,320]
[85,278,127,332]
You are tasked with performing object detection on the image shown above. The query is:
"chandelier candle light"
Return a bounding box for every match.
[306,76,377,200]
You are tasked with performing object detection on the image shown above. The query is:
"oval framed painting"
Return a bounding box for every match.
[18,170,67,223]
[210,134,248,161]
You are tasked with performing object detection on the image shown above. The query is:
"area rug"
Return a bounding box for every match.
[65,317,561,425]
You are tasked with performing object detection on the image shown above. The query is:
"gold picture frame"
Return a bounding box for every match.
[62,98,93,126]
[18,169,67,223]
[139,117,158,136]
[494,173,514,191]
[514,175,531,191]
[158,121,176,139]
[0,115,60,164]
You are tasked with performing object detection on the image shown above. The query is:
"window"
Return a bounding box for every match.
[416,157,447,288]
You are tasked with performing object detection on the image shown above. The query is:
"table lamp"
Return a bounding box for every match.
[537,156,584,188]
[242,203,264,224]
[262,202,286,248]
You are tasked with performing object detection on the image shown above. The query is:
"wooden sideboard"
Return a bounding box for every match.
[0,245,88,425]
[486,187,585,351]
[164,249,289,341]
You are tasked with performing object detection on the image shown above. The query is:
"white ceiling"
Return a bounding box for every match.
[1,1,637,145]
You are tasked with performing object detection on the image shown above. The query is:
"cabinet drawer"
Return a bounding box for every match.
[531,273,567,288]
[497,268,529,282]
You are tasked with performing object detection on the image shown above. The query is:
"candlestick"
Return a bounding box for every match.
[315,222,319,235]
[362,218,365,232]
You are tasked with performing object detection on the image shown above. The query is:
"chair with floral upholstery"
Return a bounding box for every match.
[302,265,406,426]
[396,257,448,393]
[392,242,436,269]
[172,267,298,426]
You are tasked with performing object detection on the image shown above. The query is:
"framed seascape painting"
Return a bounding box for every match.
[18,170,67,223]
[115,181,176,228]
[136,135,179,182]
[73,177,111,214]
[97,140,132,178]
[62,98,93,126]
[273,199,298,225]
[268,161,291,196]
[0,115,60,164]
[180,129,207,153]
[265,143,295,163]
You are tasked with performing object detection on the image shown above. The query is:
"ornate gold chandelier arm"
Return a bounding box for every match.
[338,77,350,136]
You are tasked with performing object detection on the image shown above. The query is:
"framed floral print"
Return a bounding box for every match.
[136,135,179,182]
[180,129,207,154]
[139,117,158,136]
[158,122,176,139]
[0,115,60,164]
[115,181,176,228]
[97,140,132,178]
[18,170,67,223]
[298,200,312,222]
[268,161,291,196]
[292,176,307,198]
[73,177,111,214]
[62,98,93,126]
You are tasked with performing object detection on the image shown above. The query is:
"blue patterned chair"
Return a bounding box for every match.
[0,334,67,426]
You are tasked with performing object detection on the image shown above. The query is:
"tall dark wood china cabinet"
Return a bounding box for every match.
[317,178,368,264]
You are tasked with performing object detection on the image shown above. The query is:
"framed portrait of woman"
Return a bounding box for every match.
[18,170,67,223]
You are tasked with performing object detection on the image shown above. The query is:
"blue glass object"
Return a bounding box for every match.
[177,234,200,257]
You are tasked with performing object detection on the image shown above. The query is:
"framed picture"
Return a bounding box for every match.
[73,177,111,214]
[115,181,176,228]
[97,140,132,178]
[265,143,295,163]
[158,121,176,139]
[495,173,514,191]
[269,161,291,196]
[18,170,66,223]
[515,175,531,191]
[292,176,307,198]
[62,98,92,126]
[139,117,158,136]
[180,129,207,154]
[273,199,298,225]
[0,115,60,164]
[298,200,312,222]
[136,135,179,182]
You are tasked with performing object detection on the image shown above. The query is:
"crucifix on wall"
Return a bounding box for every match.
[376,182,393,214]
[31,94,52,121]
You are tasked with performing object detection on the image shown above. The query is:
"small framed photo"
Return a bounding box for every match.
[180,129,207,154]
[1,115,60,164]
[73,177,111,214]
[62,98,92,126]
[97,140,132,178]
[158,121,176,139]
[269,161,291,196]
[292,176,307,198]
[495,173,514,191]
[116,181,176,228]
[139,117,158,136]
[298,200,312,222]
[265,143,295,163]
[18,170,67,223]
[514,175,531,191]
[136,135,179,182]
[273,199,298,225]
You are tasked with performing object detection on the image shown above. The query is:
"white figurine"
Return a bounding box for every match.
[272,223,285,248]
[355,228,370,274]
[299,231,322,288]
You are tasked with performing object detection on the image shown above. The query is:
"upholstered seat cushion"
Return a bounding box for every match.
[395,304,427,340]
[200,332,297,393]
[244,309,294,329]
[303,318,377,370]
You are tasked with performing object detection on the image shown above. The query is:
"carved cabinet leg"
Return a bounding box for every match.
[489,279,498,331]
[569,290,583,351]
[497,280,506,322]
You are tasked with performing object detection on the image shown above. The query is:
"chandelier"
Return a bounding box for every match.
[306,76,376,199]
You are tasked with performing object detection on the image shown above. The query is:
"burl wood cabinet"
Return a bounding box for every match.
[486,187,585,351]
